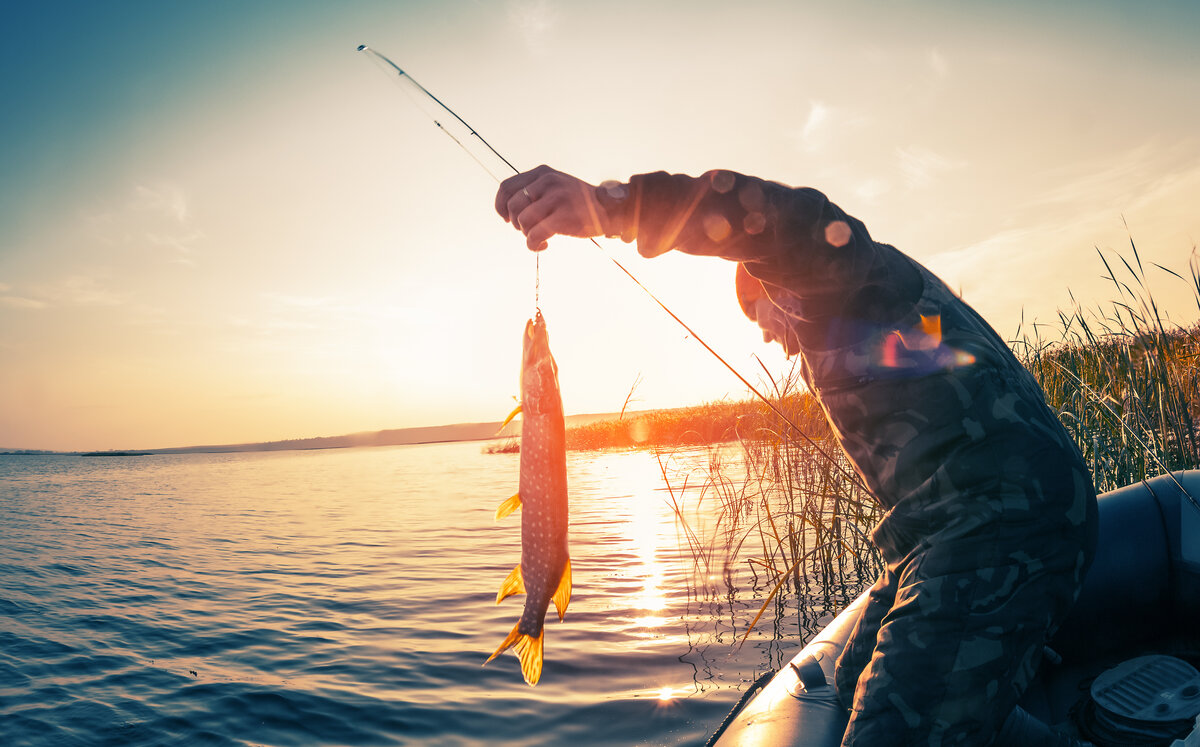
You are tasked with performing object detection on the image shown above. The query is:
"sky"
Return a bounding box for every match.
[2,0,1199,452]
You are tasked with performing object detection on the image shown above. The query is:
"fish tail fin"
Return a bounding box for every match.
[484,623,544,686]
[515,629,544,685]
[498,403,522,432]
[496,564,524,603]
[495,493,521,521]
[551,558,572,622]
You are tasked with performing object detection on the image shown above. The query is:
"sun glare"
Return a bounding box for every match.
[575,451,674,629]
[617,455,671,619]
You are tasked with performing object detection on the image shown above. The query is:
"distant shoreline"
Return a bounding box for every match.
[0,410,639,457]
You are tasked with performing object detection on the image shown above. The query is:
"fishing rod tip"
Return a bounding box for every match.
[356,44,369,52]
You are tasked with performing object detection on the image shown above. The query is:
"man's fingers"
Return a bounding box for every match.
[513,198,554,238]
[520,198,570,252]
[495,179,515,220]
[525,220,557,252]
[496,172,538,221]
[495,165,602,251]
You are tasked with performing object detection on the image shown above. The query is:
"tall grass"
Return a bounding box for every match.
[627,246,1199,645]
[642,366,883,646]
[1014,245,1200,492]
[564,400,750,451]
[484,247,1199,645]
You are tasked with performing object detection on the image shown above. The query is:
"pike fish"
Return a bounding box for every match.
[484,311,571,686]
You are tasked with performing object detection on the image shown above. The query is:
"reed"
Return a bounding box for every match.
[655,244,1200,646]
[564,400,751,451]
[482,438,521,455]
[1013,245,1200,492]
[490,246,1199,645]
[676,364,884,645]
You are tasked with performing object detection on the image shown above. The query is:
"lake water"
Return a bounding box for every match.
[0,442,851,746]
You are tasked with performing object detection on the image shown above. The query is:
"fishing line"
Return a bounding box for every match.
[357,44,866,489]
[359,44,543,312]
[358,45,518,181]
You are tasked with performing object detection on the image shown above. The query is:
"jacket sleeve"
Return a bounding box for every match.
[597,170,922,351]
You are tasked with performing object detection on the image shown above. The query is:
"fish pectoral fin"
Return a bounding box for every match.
[498,403,522,432]
[496,564,525,603]
[495,493,521,521]
[551,558,572,622]
[483,623,544,686]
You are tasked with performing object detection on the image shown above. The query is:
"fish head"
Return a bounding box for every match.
[521,311,560,413]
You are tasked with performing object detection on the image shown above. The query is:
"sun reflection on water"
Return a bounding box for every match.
[571,450,681,634]
[614,454,671,624]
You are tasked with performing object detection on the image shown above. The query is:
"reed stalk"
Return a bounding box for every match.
[634,245,1199,646]
[490,245,1199,648]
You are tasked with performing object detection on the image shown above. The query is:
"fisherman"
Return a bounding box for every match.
[494,165,1099,746]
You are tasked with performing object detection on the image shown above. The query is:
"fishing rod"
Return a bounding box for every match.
[357,44,867,490]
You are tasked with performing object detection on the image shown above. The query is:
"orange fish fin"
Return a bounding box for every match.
[552,558,572,622]
[483,623,544,686]
[495,493,521,521]
[498,403,522,432]
[485,621,522,665]
[514,629,544,686]
[496,564,524,604]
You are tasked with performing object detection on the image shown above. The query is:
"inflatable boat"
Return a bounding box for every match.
[709,471,1200,746]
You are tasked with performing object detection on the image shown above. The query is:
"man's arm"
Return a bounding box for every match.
[496,166,922,350]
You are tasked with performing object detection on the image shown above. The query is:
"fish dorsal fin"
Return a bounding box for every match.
[495,493,521,521]
[499,403,522,432]
[552,558,572,622]
[496,564,525,604]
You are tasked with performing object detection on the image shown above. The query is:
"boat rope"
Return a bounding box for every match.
[357,44,867,490]
[701,668,777,747]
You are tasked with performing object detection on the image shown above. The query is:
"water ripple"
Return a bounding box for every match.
[0,445,811,746]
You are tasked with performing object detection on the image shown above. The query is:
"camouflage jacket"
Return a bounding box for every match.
[597,170,1089,561]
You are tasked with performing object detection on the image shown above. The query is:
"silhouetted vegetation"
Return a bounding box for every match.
[584,245,1200,645]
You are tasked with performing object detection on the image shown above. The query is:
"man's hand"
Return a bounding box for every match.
[495,165,610,251]
[736,263,802,357]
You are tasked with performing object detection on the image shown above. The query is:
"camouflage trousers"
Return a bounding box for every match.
[833,449,1097,746]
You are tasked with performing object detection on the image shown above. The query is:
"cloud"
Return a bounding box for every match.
[926,161,1200,335]
[84,182,202,265]
[1027,141,1193,212]
[0,295,48,310]
[927,48,949,78]
[32,275,126,307]
[897,145,967,189]
[508,0,558,51]
[854,177,891,203]
[0,277,125,310]
[132,184,190,224]
[236,292,419,337]
[798,100,832,152]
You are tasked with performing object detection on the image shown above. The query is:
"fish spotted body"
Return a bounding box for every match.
[485,311,571,685]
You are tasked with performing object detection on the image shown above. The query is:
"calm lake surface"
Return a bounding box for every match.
[0,442,847,746]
